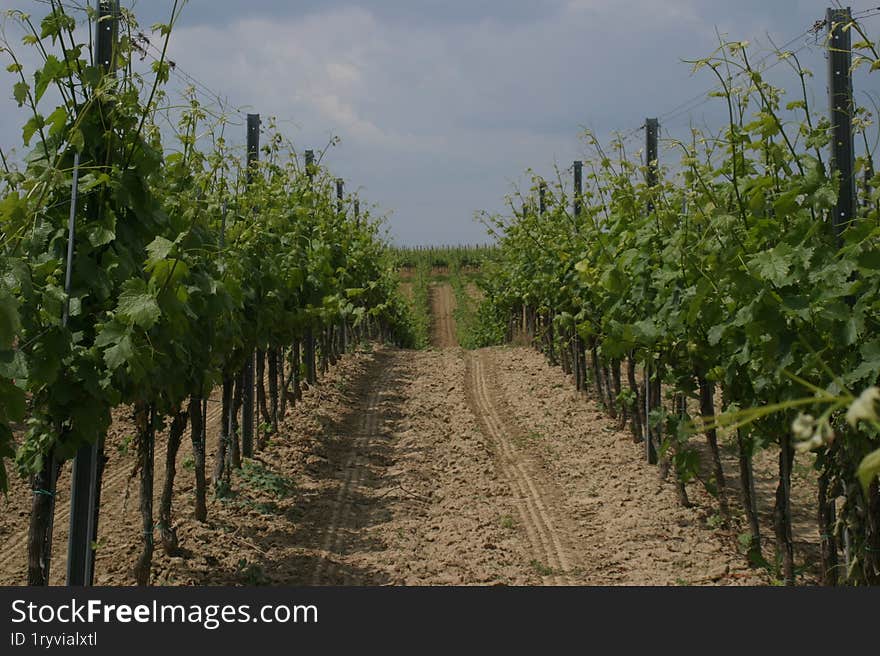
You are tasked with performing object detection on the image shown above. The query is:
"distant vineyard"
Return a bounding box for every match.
[392,246,492,349]
[392,245,497,270]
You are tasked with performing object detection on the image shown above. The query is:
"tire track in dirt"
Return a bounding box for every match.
[311,360,389,585]
[465,350,574,585]
[429,283,458,348]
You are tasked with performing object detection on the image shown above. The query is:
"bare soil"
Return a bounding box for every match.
[1,292,784,586]
[487,347,770,584]
[428,283,458,348]
[723,438,821,581]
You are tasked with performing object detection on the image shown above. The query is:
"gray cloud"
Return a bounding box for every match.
[132,0,563,29]
[2,1,879,245]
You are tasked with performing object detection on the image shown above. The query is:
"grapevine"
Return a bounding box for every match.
[475,21,880,584]
[0,2,412,585]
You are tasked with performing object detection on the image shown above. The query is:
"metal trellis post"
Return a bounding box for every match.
[242,113,260,458]
[66,0,119,587]
[336,178,344,216]
[645,117,659,464]
[828,7,855,243]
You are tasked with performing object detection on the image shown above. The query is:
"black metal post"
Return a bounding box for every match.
[827,9,857,573]
[220,199,228,247]
[67,0,119,587]
[246,114,260,184]
[305,149,315,181]
[828,8,855,243]
[94,0,118,71]
[336,178,344,216]
[645,117,659,212]
[645,117,660,464]
[570,161,585,388]
[303,149,317,383]
[242,113,260,459]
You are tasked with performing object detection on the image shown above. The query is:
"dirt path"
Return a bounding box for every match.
[465,351,575,584]
[489,347,769,585]
[296,347,542,585]
[1,313,775,585]
[311,357,391,584]
[276,344,767,586]
[429,283,458,348]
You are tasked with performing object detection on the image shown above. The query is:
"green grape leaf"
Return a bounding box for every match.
[46,105,67,137]
[13,81,28,107]
[87,223,115,248]
[844,341,880,384]
[117,279,161,330]
[750,247,792,287]
[149,259,189,290]
[0,378,25,423]
[0,348,27,380]
[857,250,880,271]
[0,291,20,350]
[103,332,134,371]
[708,323,726,346]
[33,55,66,103]
[145,236,175,268]
[22,114,44,147]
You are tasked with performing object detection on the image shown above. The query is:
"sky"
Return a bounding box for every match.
[2,1,880,245]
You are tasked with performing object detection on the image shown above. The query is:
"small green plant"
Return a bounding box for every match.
[513,430,542,448]
[499,515,516,530]
[232,498,282,515]
[239,459,293,498]
[236,559,269,585]
[117,434,134,456]
[706,513,724,529]
[214,480,234,499]
[530,560,555,577]
[181,456,194,471]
